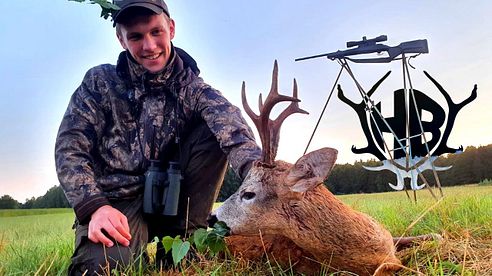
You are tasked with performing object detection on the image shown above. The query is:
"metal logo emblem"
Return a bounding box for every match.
[296,35,478,194]
[338,71,477,190]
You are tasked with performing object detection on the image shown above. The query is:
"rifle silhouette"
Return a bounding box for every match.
[296,35,428,63]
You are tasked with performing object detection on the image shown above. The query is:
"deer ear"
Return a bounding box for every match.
[286,148,338,193]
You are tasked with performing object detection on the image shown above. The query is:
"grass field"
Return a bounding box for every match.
[0,209,74,275]
[0,185,491,275]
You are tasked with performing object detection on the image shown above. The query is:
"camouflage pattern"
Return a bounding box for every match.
[55,47,261,223]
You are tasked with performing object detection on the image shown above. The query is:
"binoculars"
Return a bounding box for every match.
[143,160,182,216]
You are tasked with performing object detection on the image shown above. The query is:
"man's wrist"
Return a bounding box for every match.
[74,195,111,224]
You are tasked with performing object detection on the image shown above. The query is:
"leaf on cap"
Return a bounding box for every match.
[68,0,120,20]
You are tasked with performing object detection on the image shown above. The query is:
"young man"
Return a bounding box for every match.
[55,0,261,274]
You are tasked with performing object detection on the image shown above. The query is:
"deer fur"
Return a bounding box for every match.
[213,148,401,275]
[210,61,402,275]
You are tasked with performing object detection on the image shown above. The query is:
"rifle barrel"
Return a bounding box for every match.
[295,52,333,62]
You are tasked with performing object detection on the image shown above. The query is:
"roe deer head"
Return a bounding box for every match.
[210,61,402,275]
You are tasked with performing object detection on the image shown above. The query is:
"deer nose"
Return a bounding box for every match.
[207,214,218,227]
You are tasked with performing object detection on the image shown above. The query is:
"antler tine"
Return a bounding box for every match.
[274,78,309,125]
[258,93,264,112]
[241,81,259,122]
[242,80,272,164]
[241,60,307,165]
[270,78,309,160]
[256,61,280,115]
[261,60,295,115]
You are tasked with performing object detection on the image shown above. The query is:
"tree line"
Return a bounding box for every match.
[220,144,492,198]
[0,186,70,209]
[1,144,491,209]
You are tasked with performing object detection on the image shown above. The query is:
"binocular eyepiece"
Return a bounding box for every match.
[143,160,182,216]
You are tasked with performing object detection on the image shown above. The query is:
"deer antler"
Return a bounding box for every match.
[242,60,309,165]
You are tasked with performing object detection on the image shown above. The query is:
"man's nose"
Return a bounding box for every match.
[142,36,157,51]
[207,214,218,228]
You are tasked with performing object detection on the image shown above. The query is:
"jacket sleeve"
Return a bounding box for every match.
[55,69,110,223]
[194,86,261,179]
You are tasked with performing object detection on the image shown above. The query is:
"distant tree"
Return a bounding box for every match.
[479,144,492,180]
[206,144,492,199]
[0,195,20,209]
[21,197,36,209]
[19,186,70,209]
[325,144,492,194]
[33,186,70,208]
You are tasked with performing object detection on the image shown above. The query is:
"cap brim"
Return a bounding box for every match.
[113,3,165,26]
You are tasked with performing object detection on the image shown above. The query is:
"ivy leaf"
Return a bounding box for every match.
[191,228,208,253]
[212,221,231,237]
[204,232,226,256]
[161,236,175,254]
[189,221,229,256]
[171,239,190,265]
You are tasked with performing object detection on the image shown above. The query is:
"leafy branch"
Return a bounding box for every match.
[68,0,120,20]
[157,221,230,265]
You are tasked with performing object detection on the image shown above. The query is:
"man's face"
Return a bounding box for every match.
[117,13,175,73]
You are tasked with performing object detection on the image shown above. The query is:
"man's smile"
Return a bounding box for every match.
[142,53,162,60]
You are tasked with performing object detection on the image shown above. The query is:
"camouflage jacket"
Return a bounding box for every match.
[55,47,261,223]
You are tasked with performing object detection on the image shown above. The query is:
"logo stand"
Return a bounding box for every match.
[297,35,477,201]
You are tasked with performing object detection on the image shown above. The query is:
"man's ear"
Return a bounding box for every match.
[116,30,128,50]
[285,147,338,193]
[169,19,175,40]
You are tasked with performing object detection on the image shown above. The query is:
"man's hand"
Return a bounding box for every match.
[88,205,132,247]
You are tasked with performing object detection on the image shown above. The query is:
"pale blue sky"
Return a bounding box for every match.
[1,0,491,202]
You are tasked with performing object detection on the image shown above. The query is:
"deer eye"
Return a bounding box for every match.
[240,191,256,201]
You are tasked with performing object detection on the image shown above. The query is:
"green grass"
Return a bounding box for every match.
[0,208,73,218]
[0,211,74,275]
[340,185,492,238]
[0,185,491,275]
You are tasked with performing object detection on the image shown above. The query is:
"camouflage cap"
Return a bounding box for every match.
[113,0,170,24]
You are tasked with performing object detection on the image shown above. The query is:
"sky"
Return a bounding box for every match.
[0,0,491,202]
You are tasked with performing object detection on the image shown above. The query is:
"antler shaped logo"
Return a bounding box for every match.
[338,71,477,190]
